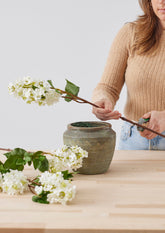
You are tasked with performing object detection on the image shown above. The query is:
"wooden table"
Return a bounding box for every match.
[0,150,165,233]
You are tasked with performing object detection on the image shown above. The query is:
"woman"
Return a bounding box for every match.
[92,0,165,150]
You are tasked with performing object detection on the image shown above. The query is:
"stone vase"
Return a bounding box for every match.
[63,121,116,175]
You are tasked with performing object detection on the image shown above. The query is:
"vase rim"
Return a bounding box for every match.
[67,121,112,131]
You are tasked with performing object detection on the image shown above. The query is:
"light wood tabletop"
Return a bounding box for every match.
[0,149,165,233]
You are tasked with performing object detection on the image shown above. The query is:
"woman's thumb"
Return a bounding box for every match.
[142,112,151,119]
[104,100,112,111]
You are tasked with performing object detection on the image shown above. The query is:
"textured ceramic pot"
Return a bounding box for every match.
[63,121,116,175]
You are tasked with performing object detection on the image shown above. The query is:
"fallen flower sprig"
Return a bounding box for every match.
[32,171,76,205]
[0,145,88,204]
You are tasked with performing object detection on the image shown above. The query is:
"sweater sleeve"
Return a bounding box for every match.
[92,23,133,109]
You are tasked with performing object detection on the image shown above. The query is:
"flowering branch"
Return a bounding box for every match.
[8,76,165,138]
[8,77,99,107]
[0,145,88,204]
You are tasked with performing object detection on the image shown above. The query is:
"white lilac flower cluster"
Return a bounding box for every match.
[48,145,88,173]
[8,77,61,106]
[0,145,87,204]
[0,170,28,195]
[0,170,76,204]
[35,171,76,205]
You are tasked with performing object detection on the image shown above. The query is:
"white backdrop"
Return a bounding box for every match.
[0,0,142,151]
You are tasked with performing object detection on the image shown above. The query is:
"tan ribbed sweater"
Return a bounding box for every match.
[92,23,165,121]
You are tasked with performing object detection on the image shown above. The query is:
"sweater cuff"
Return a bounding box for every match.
[92,87,116,110]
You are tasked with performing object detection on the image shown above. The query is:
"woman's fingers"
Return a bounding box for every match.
[140,119,159,139]
[92,99,121,121]
[94,110,121,121]
[94,108,112,114]
[140,130,157,139]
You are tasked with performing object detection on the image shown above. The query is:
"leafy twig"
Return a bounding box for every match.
[28,184,37,195]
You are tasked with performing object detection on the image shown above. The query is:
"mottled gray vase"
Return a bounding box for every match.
[63,121,116,175]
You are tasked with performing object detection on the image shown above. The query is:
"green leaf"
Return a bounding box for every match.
[28,161,32,166]
[4,148,26,158]
[31,151,49,172]
[4,157,24,171]
[62,170,73,180]
[16,158,25,166]
[24,152,33,163]
[0,162,10,174]
[32,195,49,204]
[4,157,18,170]
[4,152,11,158]
[32,85,38,90]
[47,80,61,94]
[33,159,41,170]
[16,165,24,171]
[3,148,28,171]
[38,158,49,172]
[47,80,55,89]
[33,151,44,157]
[39,156,46,162]
[0,161,4,166]
[65,79,80,102]
[32,191,50,204]
[2,148,48,173]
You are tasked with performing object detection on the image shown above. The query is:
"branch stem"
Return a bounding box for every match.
[28,184,37,195]
[27,178,41,186]
[120,116,165,138]
[67,94,165,138]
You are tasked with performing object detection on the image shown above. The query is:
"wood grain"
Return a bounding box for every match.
[0,150,165,233]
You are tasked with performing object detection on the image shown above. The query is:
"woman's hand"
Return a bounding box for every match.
[92,98,121,121]
[140,110,165,139]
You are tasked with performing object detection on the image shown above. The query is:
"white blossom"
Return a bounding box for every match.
[8,77,61,106]
[47,184,76,205]
[48,145,88,173]
[39,171,64,191]
[35,171,76,205]
[45,89,60,106]
[2,170,28,195]
[34,185,43,195]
